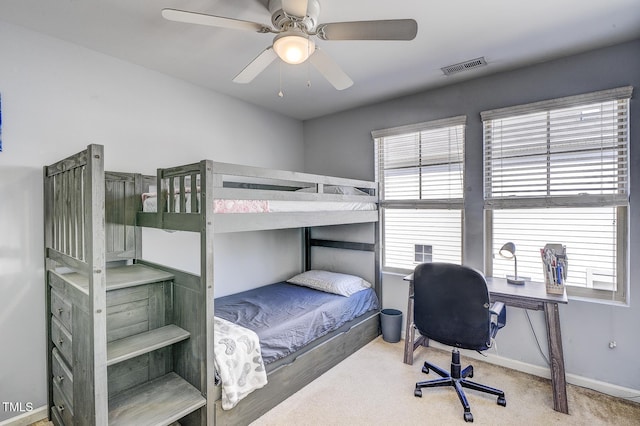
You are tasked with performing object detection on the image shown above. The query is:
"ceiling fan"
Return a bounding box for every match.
[162,0,418,90]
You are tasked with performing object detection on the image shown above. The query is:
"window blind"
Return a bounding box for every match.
[483,87,632,209]
[482,87,632,302]
[373,115,466,205]
[373,116,466,272]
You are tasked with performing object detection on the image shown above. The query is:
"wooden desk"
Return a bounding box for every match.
[403,274,569,414]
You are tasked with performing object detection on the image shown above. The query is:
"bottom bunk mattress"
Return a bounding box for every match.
[214,281,380,365]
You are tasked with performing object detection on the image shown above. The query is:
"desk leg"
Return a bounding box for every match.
[404,292,415,365]
[403,285,428,365]
[544,302,569,414]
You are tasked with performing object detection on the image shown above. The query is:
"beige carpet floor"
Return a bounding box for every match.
[250,337,640,426]
[28,337,639,426]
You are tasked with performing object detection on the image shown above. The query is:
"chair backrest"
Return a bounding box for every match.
[413,262,492,351]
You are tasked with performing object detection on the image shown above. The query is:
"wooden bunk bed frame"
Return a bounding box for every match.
[44,144,381,425]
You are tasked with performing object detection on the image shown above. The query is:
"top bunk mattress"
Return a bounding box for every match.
[141,194,376,214]
[214,282,379,365]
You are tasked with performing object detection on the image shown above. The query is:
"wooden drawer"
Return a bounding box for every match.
[51,347,73,407]
[50,404,65,426]
[51,316,72,365]
[53,379,74,426]
[51,289,72,331]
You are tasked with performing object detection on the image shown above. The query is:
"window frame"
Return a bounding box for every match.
[373,115,466,274]
[481,87,632,303]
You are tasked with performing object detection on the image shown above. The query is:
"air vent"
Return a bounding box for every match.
[441,57,487,76]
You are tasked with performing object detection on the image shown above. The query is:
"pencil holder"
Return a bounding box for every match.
[540,243,567,295]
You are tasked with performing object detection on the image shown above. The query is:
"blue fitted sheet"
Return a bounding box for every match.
[214,282,379,365]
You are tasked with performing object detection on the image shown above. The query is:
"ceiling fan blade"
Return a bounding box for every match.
[317,19,418,41]
[281,0,308,18]
[162,8,270,33]
[308,48,353,90]
[233,47,278,84]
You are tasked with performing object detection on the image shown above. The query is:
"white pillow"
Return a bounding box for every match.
[296,185,369,196]
[328,185,369,196]
[287,270,372,297]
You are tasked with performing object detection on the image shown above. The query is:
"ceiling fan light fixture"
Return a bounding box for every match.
[273,31,315,64]
[162,3,419,89]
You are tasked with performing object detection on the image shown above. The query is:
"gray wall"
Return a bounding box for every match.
[0,21,304,422]
[303,39,640,392]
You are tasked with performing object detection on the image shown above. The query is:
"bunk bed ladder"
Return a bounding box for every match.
[44,145,206,426]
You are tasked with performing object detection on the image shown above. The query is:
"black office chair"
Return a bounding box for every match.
[412,262,507,423]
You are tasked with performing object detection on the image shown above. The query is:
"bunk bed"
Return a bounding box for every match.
[44,144,381,426]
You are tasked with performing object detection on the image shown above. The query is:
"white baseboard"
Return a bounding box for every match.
[426,341,640,403]
[0,406,47,426]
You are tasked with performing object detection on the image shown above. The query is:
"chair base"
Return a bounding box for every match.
[414,349,506,423]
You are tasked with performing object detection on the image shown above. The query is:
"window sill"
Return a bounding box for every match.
[566,294,629,307]
[382,269,414,278]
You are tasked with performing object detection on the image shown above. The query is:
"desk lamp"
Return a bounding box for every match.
[499,242,525,285]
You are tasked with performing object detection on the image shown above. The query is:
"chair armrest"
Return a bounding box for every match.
[489,301,505,317]
[489,301,507,336]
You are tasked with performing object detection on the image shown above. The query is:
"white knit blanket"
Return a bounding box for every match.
[214,316,267,410]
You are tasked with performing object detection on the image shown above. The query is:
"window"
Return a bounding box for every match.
[482,87,632,302]
[414,244,433,263]
[373,116,465,273]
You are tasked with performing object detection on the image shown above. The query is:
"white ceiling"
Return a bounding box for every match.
[1,0,639,120]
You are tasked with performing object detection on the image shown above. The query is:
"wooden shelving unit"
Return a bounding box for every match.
[44,146,209,425]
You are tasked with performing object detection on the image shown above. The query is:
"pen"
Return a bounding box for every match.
[556,265,562,285]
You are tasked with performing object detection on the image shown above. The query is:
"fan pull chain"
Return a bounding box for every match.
[307,39,312,88]
[307,39,313,88]
[278,61,284,98]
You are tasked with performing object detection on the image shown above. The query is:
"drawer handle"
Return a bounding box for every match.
[58,339,64,346]
[57,307,64,315]
[55,375,64,383]
[57,405,65,412]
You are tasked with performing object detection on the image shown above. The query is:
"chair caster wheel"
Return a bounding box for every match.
[497,395,506,406]
[464,411,473,422]
[422,365,429,374]
[414,388,422,398]
[468,367,474,378]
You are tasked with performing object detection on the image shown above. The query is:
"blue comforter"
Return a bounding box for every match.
[215,282,379,365]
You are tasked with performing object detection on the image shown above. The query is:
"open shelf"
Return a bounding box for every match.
[108,372,205,426]
[107,324,190,366]
[57,264,175,293]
